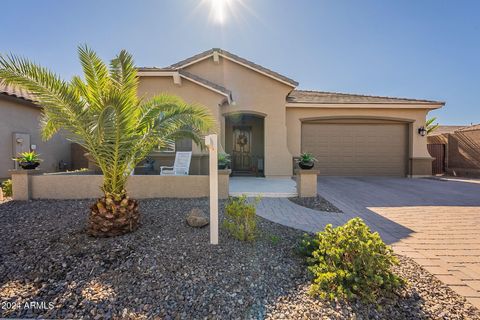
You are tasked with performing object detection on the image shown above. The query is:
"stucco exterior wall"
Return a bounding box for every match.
[137,54,438,177]
[137,76,225,155]
[295,169,319,197]
[184,57,294,176]
[0,95,71,179]
[286,106,432,166]
[16,172,230,199]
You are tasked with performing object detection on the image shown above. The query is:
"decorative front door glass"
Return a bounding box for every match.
[232,126,252,172]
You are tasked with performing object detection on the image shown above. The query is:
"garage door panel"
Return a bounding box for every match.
[301,123,408,176]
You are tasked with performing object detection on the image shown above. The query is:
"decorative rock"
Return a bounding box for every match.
[0,198,479,319]
[186,208,209,228]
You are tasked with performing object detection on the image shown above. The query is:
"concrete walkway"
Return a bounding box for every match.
[256,198,348,233]
[256,176,480,308]
[229,176,297,197]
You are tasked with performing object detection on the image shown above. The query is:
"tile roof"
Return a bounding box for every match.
[136,67,174,72]
[456,124,480,132]
[136,68,232,99]
[287,90,445,105]
[169,48,299,87]
[0,82,36,102]
[430,125,466,135]
[178,69,232,97]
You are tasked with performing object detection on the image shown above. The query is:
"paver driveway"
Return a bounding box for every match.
[257,176,480,308]
[321,177,480,308]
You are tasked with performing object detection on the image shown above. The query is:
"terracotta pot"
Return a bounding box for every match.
[19,162,40,170]
[298,161,314,170]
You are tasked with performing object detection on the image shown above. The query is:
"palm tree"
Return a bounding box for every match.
[0,46,215,237]
[426,117,439,134]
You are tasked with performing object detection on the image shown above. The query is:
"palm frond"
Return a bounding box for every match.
[77,44,109,109]
[0,46,215,196]
[426,117,439,134]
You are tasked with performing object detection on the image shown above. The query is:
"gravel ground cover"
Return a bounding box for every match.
[289,194,343,213]
[0,198,479,319]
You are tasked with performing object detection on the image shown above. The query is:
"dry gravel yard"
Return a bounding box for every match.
[0,198,479,319]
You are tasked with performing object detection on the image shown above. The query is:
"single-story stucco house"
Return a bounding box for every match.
[0,83,71,179]
[1,48,444,179]
[136,48,444,177]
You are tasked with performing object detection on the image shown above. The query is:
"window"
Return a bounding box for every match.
[175,138,193,152]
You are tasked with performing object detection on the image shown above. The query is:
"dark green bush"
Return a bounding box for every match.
[305,218,403,302]
[223,195,259,241]
[1,179,12,197]
[297,233,319,258]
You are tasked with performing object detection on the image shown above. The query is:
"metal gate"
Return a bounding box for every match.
[427,144,445,175]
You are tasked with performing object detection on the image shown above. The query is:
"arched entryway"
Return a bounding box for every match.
[224,113,265,176]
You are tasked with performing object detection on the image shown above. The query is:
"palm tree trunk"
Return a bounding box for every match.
[87,193,140,237]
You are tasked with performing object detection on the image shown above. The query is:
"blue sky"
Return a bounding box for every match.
[1,0,479,124]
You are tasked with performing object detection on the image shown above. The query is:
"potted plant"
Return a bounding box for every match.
[218,152,231,170]
[297,152,317,170]
[13,151,42,170]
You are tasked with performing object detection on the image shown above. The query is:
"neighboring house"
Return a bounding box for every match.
[427,125,465,144]
[428,124,480,177]
[137,48,444,177]
[0,83,70,179]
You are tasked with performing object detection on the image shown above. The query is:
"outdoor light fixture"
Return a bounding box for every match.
[418,126,427,136]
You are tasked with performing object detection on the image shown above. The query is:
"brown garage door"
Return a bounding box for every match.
[301,122,408,176]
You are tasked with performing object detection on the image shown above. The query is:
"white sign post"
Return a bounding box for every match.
[205,134,219,245]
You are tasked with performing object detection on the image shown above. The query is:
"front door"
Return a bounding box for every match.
[232,126,252,173]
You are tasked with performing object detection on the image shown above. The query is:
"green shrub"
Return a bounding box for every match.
[305,218,403,302]
[223,195,259,241]
[1,179,12,197]
[297,233,319,258]
[269,234,281,245]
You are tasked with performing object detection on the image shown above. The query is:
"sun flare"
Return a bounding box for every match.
[197,0,252,26]
[207,0,235,25]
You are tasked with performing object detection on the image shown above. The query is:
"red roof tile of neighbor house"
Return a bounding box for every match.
[0,82,36,102]
[287,90,445,105]
[168,48,299,87]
